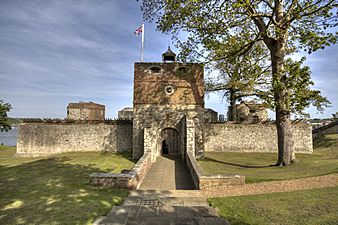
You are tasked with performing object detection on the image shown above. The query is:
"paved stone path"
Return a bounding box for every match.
[138,155,195,190]
[93,156,338,225]
[94,156,229,224]
[94,190,230,225]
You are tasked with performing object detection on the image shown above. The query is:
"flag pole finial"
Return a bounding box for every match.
[141,22,145,61]
[134,22,145,62]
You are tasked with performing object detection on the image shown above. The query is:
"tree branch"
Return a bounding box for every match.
[286,0,336,26]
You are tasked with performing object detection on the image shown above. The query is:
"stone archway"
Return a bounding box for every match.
[160,128,179,155]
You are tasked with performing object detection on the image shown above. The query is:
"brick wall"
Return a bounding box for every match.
[133,62,204,105]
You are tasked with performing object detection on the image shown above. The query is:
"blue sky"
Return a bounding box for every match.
[0,0,337,119]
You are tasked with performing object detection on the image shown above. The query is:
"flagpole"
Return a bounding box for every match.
[141,22,144,62]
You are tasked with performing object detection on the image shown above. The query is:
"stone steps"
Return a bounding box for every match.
[130,190,204,198]
[123,197,209,207]
[93,193,230,225]
[94,205,229,225]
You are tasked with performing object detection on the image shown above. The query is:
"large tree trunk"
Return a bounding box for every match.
[270,41,294,166]
[271,48,293,166]
[275,105,292,166]
[246,0,295,166]
[266,0,294,166]
[228,88,236,121]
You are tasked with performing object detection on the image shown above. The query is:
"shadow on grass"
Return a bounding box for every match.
[223,218,252,225]
[101,151,138,164]
[202,157,274,168]
[0,157,129,225]
[313,134,338,149]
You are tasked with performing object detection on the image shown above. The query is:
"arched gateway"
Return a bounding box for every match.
[160,128,179,155]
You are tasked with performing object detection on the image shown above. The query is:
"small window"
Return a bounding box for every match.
[165,85,175,95]
[150,66,161,74]
[177,67,187,73]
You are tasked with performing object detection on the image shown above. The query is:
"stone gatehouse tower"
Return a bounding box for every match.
[133,48,205,159]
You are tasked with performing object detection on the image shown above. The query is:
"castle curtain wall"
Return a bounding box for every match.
[204,123,313,153]
[312,121,338,139]
[16,123,133,157]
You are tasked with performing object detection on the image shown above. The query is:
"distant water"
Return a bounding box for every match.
[0,126,18,146]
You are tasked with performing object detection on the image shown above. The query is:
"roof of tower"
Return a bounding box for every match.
[162,46,176,62]
[67,101,105,109]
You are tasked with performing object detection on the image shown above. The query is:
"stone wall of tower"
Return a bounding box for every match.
[132,62,205,159]
[67,102,105,121]
[133,63,204,105]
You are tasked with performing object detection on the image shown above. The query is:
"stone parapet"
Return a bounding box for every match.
[199,174,245,190]
[89,173,135,189]
[90,150,153,189]
[186,151,245,190]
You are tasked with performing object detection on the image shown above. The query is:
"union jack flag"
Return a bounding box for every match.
[134,24,143,36]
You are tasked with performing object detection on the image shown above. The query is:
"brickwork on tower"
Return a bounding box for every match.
[132,53,205,159]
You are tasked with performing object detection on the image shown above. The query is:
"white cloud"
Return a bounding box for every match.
[0,0,337,119]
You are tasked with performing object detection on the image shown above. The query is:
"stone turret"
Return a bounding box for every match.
[231,101,268,122]
[162,46,176,63]
[67,101,105,121]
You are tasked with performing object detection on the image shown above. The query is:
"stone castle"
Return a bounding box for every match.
[16,48,313,189]
[132,48,205,159]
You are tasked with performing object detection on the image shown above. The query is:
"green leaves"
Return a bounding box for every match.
[0,100,12,132]
[284,58,331,116]
[142,0,335,114]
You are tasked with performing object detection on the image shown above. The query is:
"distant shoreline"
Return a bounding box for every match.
[0,126,18,146]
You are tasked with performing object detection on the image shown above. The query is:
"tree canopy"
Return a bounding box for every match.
[283,57,331,117]
[0,100,12,132]
[206,40,271,121]
[142,0,337,166]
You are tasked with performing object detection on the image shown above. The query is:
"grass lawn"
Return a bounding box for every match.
[198,134,338,183]
[209,186,338,225]
[0,146,135,225]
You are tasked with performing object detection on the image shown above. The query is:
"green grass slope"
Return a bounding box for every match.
[0,146,135,225]
[209,186,338,225]
[198,134,338,183]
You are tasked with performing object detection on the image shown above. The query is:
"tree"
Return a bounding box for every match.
[206,40,271,121]
[332,112,338,121]
[283,57,330,117]
[142,0,337,166]
[0,100,12,132]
